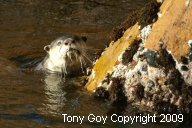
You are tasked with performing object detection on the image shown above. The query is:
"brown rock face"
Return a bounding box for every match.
[145,0,192,60]
[86,0,192,113]
[85,24,140,91]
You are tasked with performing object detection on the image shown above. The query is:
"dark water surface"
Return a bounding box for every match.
[0,0,187,127]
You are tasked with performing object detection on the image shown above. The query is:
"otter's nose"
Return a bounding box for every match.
[64,40,75,46]
[64,42,69,46]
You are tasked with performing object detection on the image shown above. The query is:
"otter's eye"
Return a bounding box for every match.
[57,41,61,45]
[72,40,76,44]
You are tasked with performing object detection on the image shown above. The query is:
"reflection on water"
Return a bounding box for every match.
[43,74,67,115]
[0,0,187,127]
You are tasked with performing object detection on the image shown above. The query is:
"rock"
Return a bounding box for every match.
[121,39,141,65]
[85,0,192,114]
[180,56,189,65]
[108,77,127,106]
[93,86,110,99]
[85,24,140,91]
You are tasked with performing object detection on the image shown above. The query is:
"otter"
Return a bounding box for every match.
[35,35,89,77]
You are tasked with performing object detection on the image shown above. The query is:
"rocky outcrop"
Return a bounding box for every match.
[85,0,192,114]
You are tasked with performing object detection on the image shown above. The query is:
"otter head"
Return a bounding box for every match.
[43,35,87,73]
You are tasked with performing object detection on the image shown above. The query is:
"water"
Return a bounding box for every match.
[0,0,188,127]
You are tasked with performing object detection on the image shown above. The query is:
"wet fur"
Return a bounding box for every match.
[36,35,88,76]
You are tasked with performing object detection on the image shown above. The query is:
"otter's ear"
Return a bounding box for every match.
[44,45,50,52]
[81,36,87,42]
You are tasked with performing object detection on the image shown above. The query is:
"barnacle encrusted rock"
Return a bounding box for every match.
[86,0,192,113]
